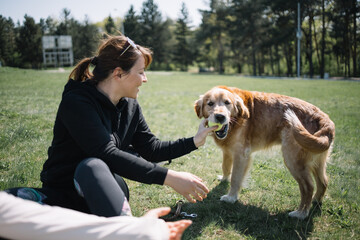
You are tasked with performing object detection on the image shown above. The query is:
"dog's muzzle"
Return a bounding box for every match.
[213,114,229,139]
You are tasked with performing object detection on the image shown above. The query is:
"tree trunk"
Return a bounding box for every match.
[344,7,351,77]
[252,40,257,76]
[320,0,326,78]
[339,0,352,77]
[235,51,242,74]
[284,42,293,77]
[257,52,263,76]
[218,34,225,74]
[289,42,294,77]
[308,10,314,78]
[270,46,275,75]
[237,62,242,74]
[313,20,321,71]
[275,44,281,75]
[352,0,357,77]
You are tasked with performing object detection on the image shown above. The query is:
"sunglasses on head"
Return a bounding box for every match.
[119,37,137,57]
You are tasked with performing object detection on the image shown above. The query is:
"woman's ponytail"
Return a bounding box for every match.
[68,58,94,82]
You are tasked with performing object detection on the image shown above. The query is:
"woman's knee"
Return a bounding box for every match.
[75,157,110,180]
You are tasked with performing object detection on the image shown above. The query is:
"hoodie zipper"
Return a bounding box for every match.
[113,110,122,147]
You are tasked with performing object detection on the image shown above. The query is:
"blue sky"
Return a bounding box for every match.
[0,0,209,27]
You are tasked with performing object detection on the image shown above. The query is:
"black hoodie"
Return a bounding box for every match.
[41,79,197,188]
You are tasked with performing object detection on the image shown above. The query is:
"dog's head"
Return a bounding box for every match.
[194,86,250,139]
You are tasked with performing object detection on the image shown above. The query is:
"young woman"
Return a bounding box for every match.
[24,35,216,218]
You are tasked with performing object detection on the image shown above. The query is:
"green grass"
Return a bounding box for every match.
[0,67,359,239]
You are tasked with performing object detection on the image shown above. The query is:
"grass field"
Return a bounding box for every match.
[0,67,359,239]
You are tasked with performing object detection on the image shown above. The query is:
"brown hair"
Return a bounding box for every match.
[69,35,152,83]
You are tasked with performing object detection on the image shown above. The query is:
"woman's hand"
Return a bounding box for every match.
[164,169,209,203]
[144,207,192,240]
[193,119,217,148]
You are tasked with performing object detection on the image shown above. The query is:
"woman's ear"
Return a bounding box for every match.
[194,95,204,118]
[235,96,250,118]
[113,67,124,78]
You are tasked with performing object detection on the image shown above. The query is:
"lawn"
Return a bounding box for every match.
[0,67,359,239]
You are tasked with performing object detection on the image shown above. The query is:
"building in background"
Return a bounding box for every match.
[42,36,74,67]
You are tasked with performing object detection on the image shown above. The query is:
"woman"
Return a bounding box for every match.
[33,35,216,217]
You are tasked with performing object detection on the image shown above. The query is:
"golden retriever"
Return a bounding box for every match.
[195,86,335,220]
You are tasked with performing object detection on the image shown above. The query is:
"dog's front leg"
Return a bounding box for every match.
[220,148,251,203]
[218,150,233,182]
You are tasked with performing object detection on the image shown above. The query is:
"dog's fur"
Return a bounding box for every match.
[195,86,335,219]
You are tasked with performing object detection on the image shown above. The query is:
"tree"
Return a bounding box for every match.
[230,0,268,75]
[70,17,100,61]
[16,15,42,68]
[266,0,297,77]
[0,16,18,66]
[227,0,248,74]
[198,0,230,74]
[43,16,58,35]
[56,8,71,35]
[320,0,326,78]
[351,0,358,76]
[105,15,116,34]
[301,0,323,78]
[330,0,353,77]
[174,2,193,71]
[139,0,170,69]
[123,5,141,42]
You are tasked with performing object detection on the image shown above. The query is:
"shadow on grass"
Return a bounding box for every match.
[172,181,323,240]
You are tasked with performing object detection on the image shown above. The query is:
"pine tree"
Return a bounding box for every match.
[0,16,17,66]
[197,0,230,74]
[16,15,42,68]
[56,8,71,35]
[70,17,99,60]
[105,15,116,35]
[174,2,193,71]
[139,0,170,69]
[123,5,141,42]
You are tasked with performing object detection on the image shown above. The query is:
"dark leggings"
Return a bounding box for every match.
[5,158,129,217]
[73,157,130,217]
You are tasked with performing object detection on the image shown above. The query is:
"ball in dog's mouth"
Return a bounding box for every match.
[208,121,223,131]
[214,123,229,139]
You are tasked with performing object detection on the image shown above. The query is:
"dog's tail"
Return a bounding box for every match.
[284,109,335,153]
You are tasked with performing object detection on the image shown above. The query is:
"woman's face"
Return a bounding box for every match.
[120,56,147,99]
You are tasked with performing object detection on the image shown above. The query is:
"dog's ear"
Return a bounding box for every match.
[194,95,204,118]
[235,96,250,118]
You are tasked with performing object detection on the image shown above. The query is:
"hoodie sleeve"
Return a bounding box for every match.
[59,93,168,185]
[131,105,198,162]
[0,192,169,240]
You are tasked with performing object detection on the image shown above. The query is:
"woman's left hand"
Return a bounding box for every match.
[164,170,209,203]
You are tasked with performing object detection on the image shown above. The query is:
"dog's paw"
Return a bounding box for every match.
[217,175,230,182]
[288,210,309,220]
[220,194,238,203]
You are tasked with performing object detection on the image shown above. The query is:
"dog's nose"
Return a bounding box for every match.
[215,114,226,124]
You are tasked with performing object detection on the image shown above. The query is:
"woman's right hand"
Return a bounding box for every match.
[193,119,217,148]
[164,169,209,203]
[144,207,192,240]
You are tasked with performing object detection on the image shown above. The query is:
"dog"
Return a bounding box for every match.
[194,86,335,220]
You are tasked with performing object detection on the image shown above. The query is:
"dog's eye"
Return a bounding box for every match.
[208,101,214,106]
[224,100,231,105]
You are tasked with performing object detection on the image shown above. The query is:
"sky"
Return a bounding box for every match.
[0,0,209,27]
